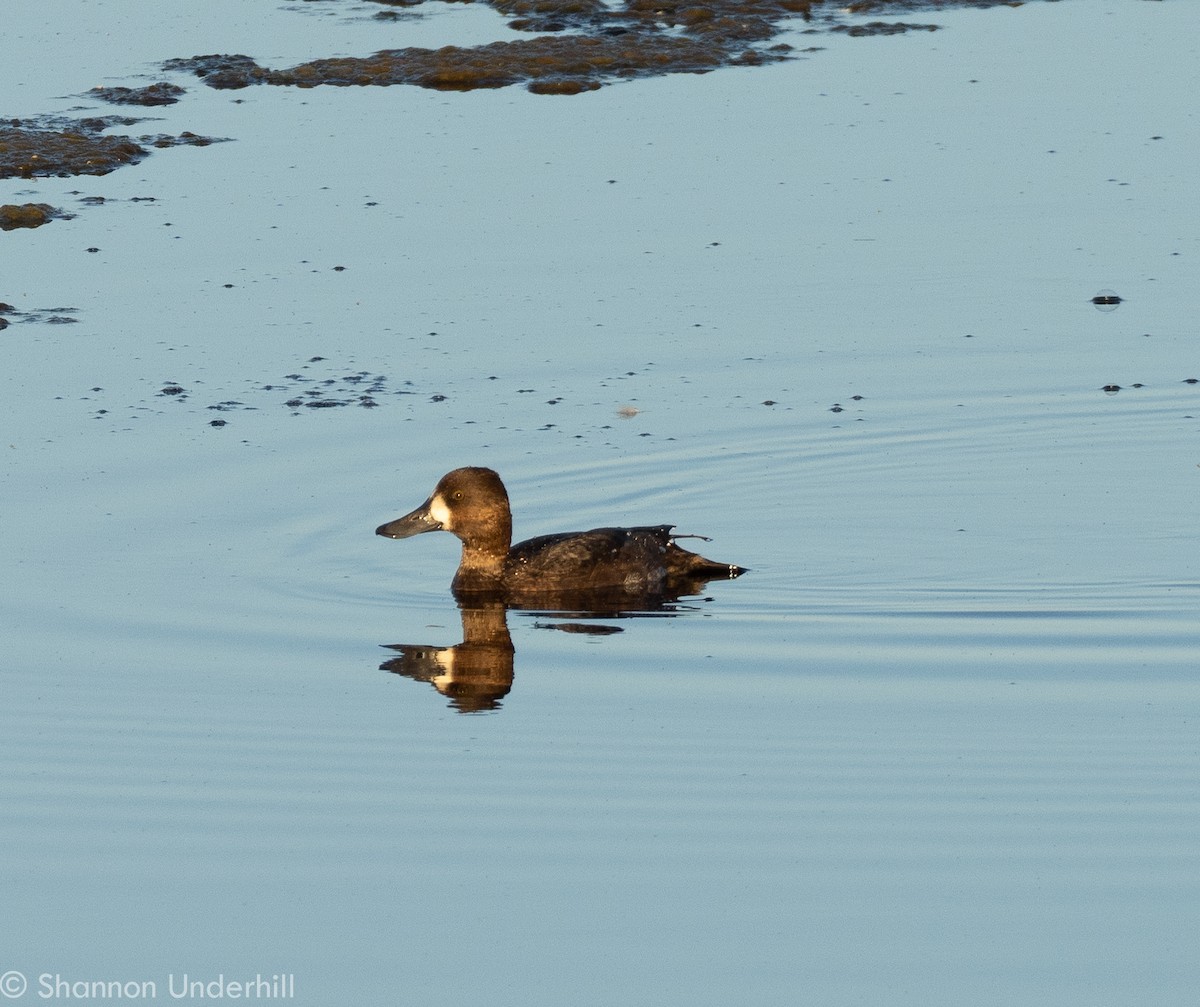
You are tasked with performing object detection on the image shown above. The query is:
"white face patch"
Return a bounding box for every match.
[428,493,453,530]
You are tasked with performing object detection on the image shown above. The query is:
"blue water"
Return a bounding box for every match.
[3,1,1199,1004]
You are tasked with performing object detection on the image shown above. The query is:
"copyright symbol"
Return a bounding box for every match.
[0,971,26,998]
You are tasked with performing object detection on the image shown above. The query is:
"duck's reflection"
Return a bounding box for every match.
[380,602,515,713]
[379,582,720,713]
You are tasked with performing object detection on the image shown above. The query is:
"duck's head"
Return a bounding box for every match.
[376,466,513,551]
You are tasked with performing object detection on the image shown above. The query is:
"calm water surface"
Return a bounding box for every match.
[3,1,1199,1004]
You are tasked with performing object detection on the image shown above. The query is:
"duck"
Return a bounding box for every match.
[376,466,745,605]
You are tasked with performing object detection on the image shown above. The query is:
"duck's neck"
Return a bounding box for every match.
[455,542,507,586]
[451,516,512,592]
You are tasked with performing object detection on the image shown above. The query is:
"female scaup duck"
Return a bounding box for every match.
[376,467,746,603]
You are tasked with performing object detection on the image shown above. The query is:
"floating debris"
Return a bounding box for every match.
[165,0,1031,95]
[0,118,225,181]
[89,82,186,106]
[0,203,71,230]
[0,120,147,178]
[831,21,939,37]
[0,303,81,325]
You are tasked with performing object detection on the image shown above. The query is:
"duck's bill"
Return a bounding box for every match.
[376,499,441,539]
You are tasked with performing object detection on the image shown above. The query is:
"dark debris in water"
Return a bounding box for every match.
[0,120,148,179]
[85,357,417,426]
[534,621,625,635]
[146,131,221,150]
[0,302,80,325]
[831,21,938,36]
[0,202,73,230]
[89,82,187,107]
[1100,381,1200,396]
[166,35,775,96]
[164,0,1042,95]
[0,117,227,180]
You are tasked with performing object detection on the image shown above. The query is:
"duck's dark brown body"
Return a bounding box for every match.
[376,467,745,605]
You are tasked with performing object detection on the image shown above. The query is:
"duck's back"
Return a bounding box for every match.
[505,524,743,595]
[507,525,676,592]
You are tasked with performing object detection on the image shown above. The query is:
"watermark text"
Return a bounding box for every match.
[0,971,295,1000]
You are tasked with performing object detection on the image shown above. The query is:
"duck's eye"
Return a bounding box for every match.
[452,491,463,501]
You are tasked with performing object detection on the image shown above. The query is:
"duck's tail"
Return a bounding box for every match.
[667,534,747,580]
